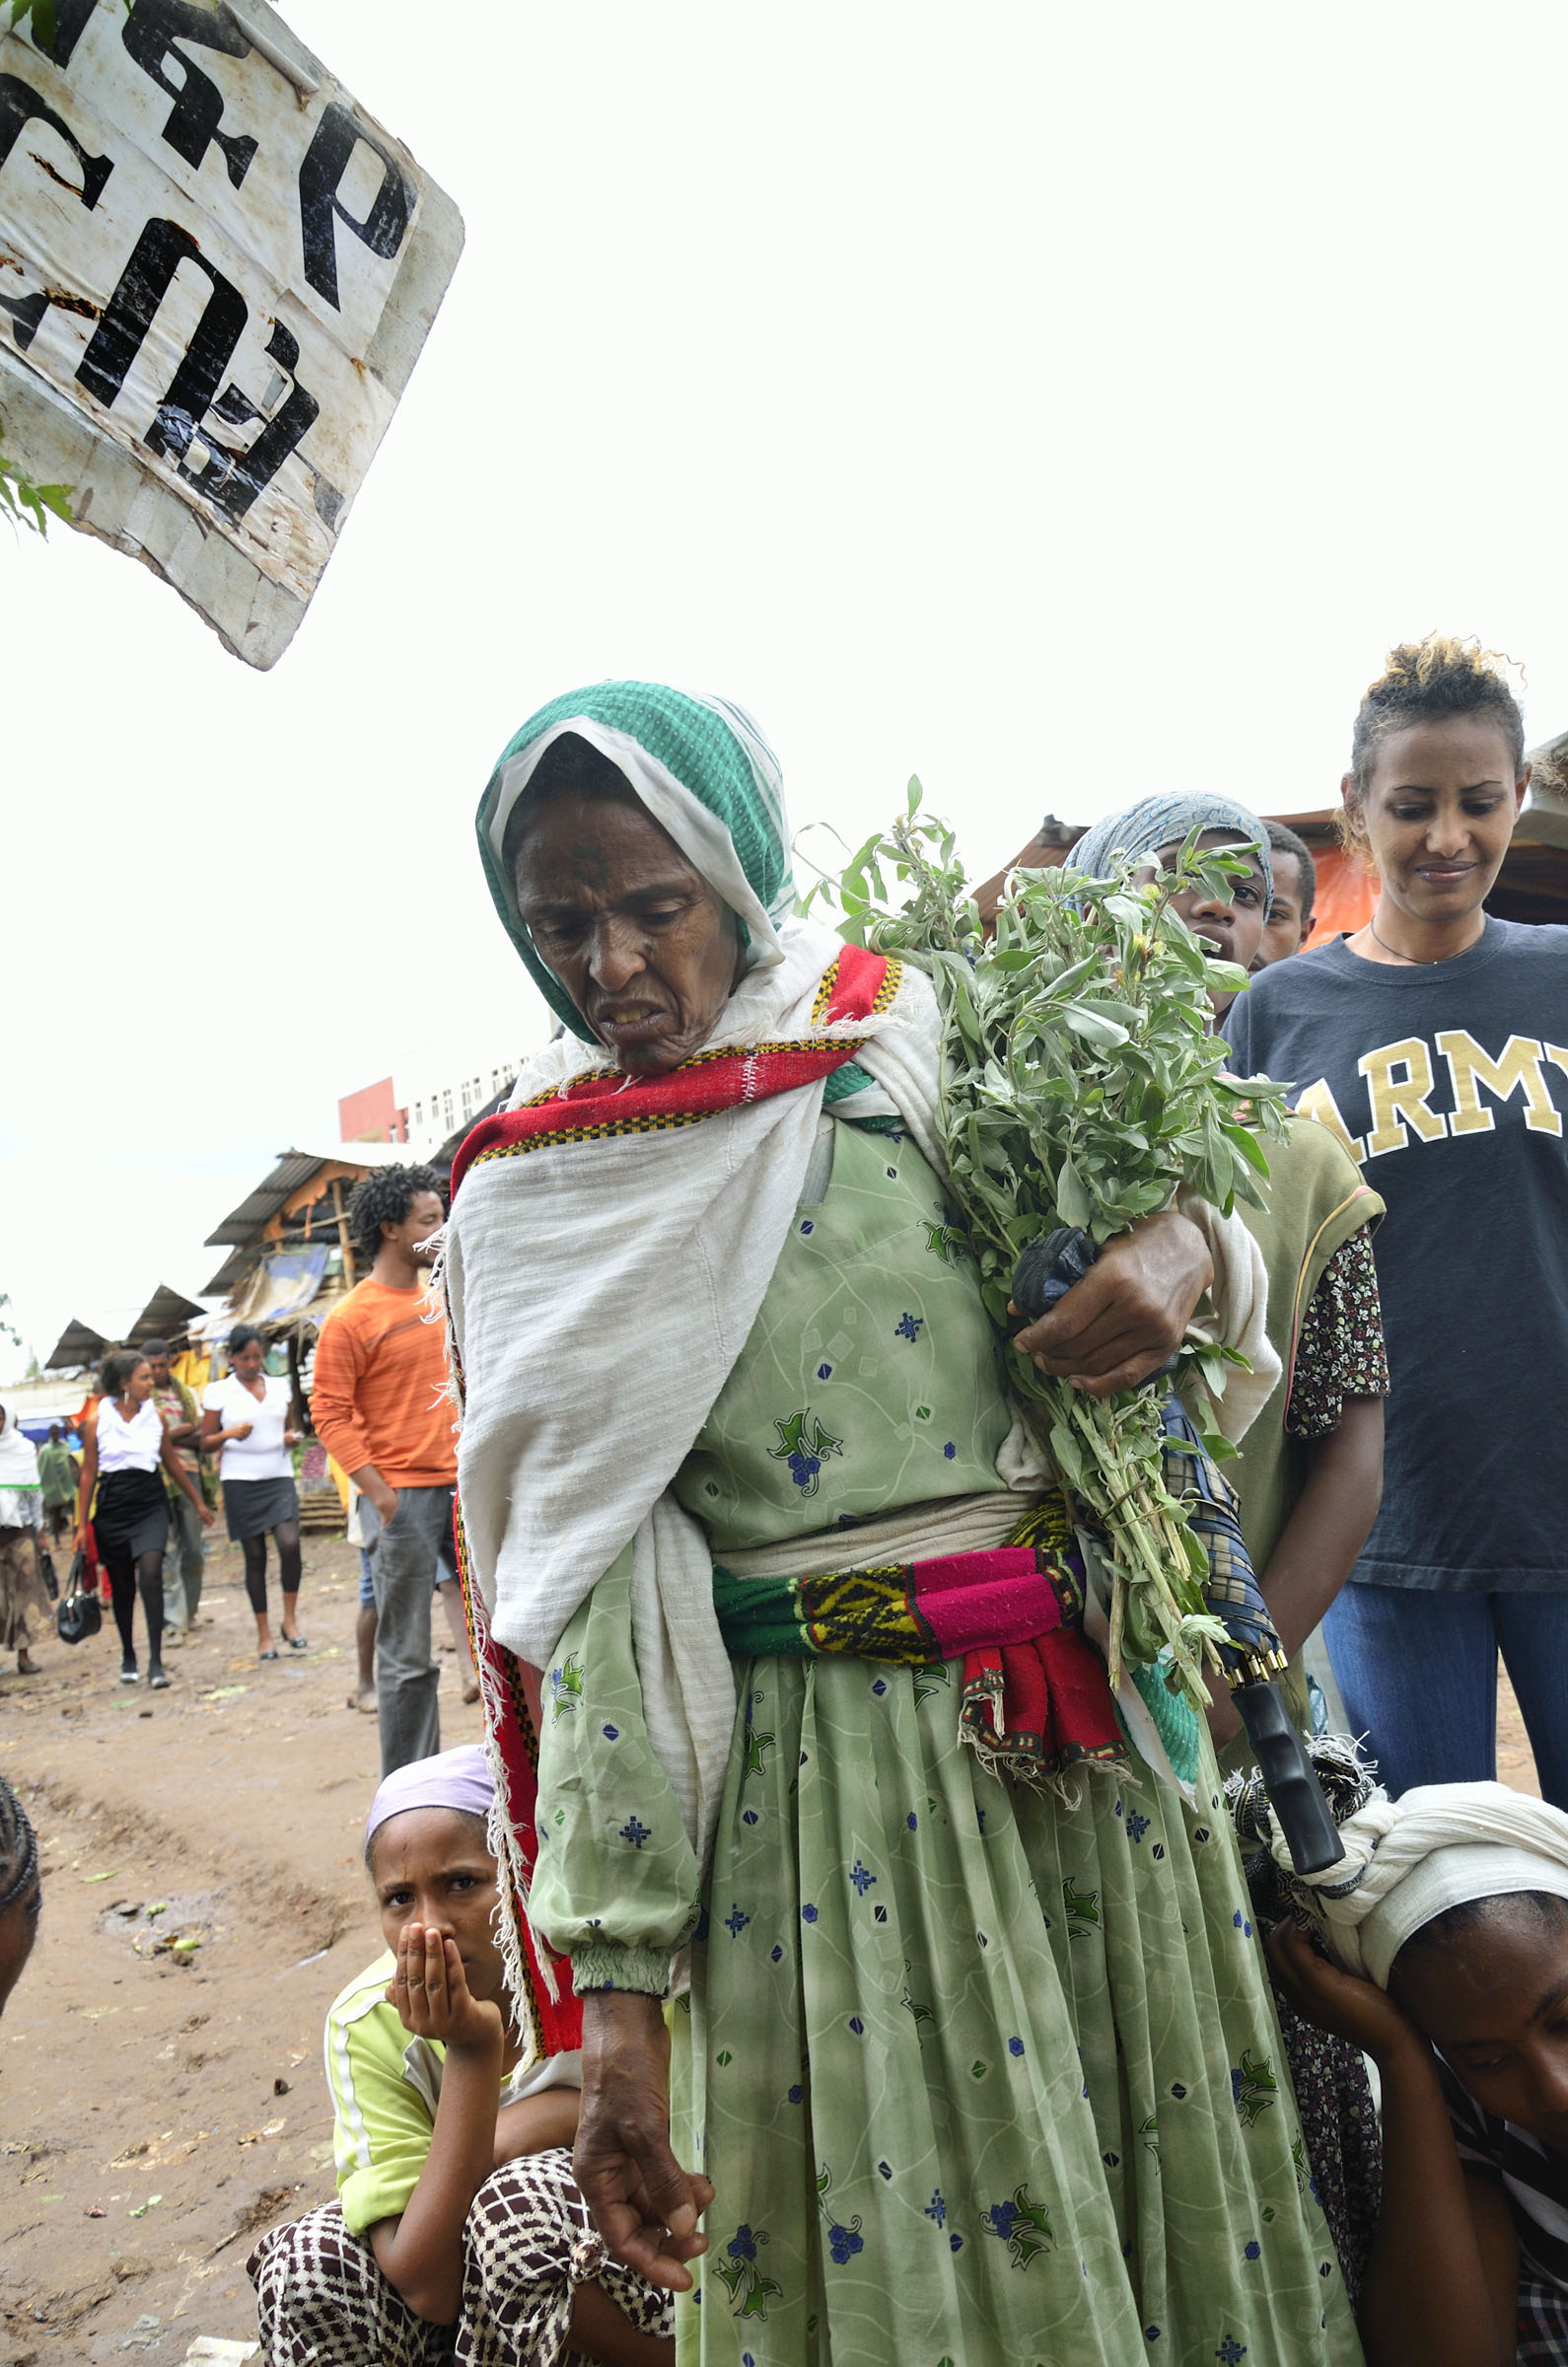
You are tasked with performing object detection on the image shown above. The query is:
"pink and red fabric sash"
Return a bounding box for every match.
[712,1493,1126,1782]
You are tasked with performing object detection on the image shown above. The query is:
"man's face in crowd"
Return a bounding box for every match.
[1251,851,1313,970]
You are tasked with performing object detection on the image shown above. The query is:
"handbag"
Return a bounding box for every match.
[56,1550,103,1644]
[36,1545,58,1603]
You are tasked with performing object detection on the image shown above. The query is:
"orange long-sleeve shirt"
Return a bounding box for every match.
[310,1278,457,1488]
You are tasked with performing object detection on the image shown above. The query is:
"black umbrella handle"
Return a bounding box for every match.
[1230,1681,1345,1876]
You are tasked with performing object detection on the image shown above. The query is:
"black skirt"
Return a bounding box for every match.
[223,1475,299,1542]
[95,1469,169,1560]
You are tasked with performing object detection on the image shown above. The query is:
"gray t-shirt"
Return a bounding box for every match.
[1223,918,1568,1590]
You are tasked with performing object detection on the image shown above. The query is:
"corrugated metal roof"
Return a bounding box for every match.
[203,1143,410,1248]
[127,1283,207,1345]
[44,1317,109,1371]
[202,1247,257,1297]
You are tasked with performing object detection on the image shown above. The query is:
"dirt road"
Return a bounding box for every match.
[0,1537,484,2365]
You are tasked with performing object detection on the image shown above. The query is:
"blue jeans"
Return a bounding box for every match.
[1324,1582,1568,1809]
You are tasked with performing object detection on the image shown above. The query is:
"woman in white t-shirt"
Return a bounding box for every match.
[201,1326,305,1662]
[77,1350,214,1686]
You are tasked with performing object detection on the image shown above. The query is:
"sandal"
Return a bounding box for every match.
[258,1647,279,1662]
[284,1634,310,1651]
[16,1650,38,1676]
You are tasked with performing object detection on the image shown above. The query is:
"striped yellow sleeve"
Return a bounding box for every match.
[323,1957,443,2237]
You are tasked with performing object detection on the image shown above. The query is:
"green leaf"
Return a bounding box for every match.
[1048,1423,1086,1487]
[1060,1004,1130,1051]
[1054,1153,1092,1228]
[1219,1120,1271,1177]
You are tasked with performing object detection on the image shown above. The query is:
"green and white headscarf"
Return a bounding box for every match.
[477,682,794,1040]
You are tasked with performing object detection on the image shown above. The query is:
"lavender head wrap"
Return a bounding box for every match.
[365,1744,495,1855]
[1069,794,1272,903]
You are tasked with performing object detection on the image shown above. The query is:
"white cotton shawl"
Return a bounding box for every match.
[1278,1780,1568,1988]
[445,914,931,1859]
[445,916,1278,1867]
[0,1407,40,1488]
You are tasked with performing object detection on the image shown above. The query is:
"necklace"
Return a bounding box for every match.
[1367,917,1482,967]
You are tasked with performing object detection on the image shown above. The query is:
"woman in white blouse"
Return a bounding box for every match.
[76,1351,213,1686]
[201,1326,305,1661]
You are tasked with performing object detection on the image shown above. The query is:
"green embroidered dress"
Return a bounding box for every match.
[530,1118,1364,2367]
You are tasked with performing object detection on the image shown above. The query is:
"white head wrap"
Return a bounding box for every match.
[0,1405,39,1489]
[1279,1780,1568,1988]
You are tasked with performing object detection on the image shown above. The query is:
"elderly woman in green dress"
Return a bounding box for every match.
[444,684,1364,2367]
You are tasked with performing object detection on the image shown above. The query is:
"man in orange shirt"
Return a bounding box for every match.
[311,1166,456,1775]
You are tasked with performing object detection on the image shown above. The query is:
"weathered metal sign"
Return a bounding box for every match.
[0,0,463,665]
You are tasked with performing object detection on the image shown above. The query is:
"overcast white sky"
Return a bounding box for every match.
[5,1,1567,1376]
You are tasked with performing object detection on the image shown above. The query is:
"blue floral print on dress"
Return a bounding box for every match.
[768,1408,844,1497]
[816,2162,865,2265]
[982,2184,1054,2267]
[713,2226,783,2322]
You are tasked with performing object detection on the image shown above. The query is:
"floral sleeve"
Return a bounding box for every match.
[529,1546,704,1998]
[1286,1225,1390,1441]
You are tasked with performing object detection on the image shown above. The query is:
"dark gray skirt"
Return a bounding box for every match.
[223,1475,299,1542]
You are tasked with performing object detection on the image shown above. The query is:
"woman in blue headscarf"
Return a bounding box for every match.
[1070,793,1388,1774]
[444,687,1366,2367]
[1070,790,1274,1024]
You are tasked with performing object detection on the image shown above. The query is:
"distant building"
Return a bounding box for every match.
[339,1026,551,1157]
[397,1045,532,1153]
[337,1076,408,1145]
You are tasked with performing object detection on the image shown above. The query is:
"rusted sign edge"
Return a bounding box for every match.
[0,4,464,669]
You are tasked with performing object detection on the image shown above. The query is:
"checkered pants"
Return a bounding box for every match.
[248,2150,671,2365]
[1521,2279,1568,2364]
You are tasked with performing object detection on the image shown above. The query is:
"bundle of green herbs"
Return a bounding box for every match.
[802,785,1288,1709]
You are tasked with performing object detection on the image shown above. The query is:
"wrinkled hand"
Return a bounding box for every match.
[387,1923,503,2054]
[1266,1921,1419,2064]
[1011,1208,1212,1396]
[574,1991,714,2290]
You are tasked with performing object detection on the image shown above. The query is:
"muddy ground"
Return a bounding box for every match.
[0,1535,484,2365]
[0,1541,1540,2363]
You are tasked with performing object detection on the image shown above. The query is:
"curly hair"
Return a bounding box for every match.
[1343,632,1523,806]
[0,1773,39,1925]
[347,1164,445,1269]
